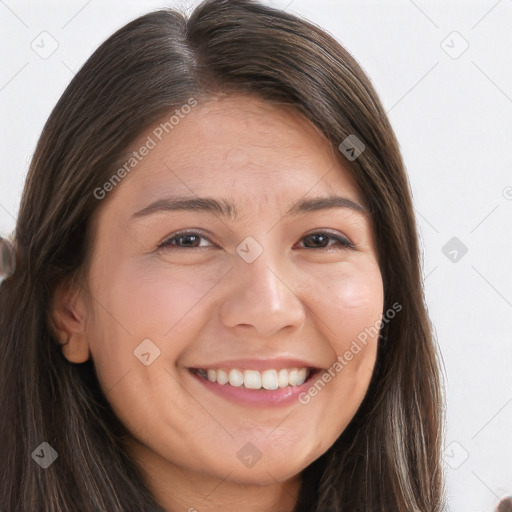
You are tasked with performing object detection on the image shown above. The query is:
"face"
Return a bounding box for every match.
[66,94,383,488]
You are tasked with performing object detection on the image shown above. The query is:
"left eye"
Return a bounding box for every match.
[158,231,354,250]
[299,232,354,249]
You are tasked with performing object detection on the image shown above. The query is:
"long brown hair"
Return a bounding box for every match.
[0,1,446,510]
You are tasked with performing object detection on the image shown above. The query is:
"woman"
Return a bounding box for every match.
[0,0,446,510]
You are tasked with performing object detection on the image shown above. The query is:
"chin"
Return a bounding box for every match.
[216,463,302,486]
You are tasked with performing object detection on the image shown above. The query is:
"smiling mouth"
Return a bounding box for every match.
[190,367,319,390]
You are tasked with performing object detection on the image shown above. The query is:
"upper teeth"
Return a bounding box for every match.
[198,368,310,390]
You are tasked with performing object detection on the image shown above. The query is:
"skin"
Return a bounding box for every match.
[51,93,384,512]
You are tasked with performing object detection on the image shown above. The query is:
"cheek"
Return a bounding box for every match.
[309,262,384,344]
[86,260,220,392]
[303,262,383,405]
[285,263,383,460]
[96,258,219,338]
[335,262,382,309]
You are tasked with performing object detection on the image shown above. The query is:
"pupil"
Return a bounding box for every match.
[181,235,198,246]
[310,234,327,247]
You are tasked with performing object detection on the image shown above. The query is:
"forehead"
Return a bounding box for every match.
[104,94,364,218]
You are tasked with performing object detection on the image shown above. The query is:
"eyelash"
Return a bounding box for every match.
[157,230,355,251]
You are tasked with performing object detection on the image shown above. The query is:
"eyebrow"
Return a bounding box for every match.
[131,194,367,221]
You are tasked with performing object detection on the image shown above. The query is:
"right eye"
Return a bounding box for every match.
[157,230,215,250]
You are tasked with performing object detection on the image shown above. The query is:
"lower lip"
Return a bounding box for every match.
[189,369,321,407]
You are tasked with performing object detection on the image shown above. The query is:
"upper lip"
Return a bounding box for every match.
[188,357,322,371]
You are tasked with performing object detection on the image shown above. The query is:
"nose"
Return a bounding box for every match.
[219,250,306,338]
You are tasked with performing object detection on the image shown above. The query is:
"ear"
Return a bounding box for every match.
[49,278,91,363]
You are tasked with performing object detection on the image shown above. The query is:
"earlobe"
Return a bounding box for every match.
[49,280,91,364]
[59,336,90,364]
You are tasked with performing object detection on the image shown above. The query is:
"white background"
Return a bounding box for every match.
[1,1,511,510]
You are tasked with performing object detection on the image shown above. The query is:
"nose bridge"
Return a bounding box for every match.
[219,236,305,336]
[238,237,288,309]
[246,248,284,305]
